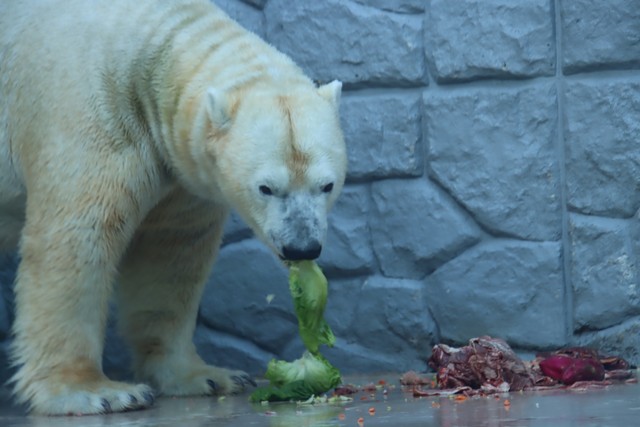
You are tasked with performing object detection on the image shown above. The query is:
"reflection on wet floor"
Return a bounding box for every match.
[1,373,639,427]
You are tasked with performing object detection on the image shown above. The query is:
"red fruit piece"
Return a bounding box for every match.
[561,359,605,385]
[539,355,574,381]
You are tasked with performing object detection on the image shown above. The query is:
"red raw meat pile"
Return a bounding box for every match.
[411,336,636,395]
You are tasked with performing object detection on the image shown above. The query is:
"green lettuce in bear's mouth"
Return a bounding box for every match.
[249,260,342,403]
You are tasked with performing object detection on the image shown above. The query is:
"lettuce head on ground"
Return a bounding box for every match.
[250,352,341,402]
[249,261,342,403]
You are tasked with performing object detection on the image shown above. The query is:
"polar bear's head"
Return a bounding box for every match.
[204,81,347,261]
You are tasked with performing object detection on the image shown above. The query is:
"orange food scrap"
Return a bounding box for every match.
[378,379,386,385]
[454,395,468,402]
[357,416,365,427]
[504,399,511,410]
[368,407,376,416]
[338,413,346,421]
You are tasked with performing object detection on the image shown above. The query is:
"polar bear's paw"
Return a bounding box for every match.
[26,380,155,416]
[152,365,257,397]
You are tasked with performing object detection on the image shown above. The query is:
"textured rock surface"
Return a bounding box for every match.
[370,178,481,279]
[569,214,640,331]
[264,0,425,87]
[341,92,424,181]
[322,276,439,373]
[352,0,425,14]
[320,185,375,276]
[1,0,640,386]
[425,84,561,241]
[199,239,296,355]
[560,0,640,73]
[214,0,264,37]
[426,241,566,348]
[574,318,640,366]
[427,0,555,82]
[564,78,640,218]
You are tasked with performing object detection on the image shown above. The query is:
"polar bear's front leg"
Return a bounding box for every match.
[116,191,256,397]
[11,185,155,415]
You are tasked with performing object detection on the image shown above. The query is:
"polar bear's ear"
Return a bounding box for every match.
[317,80,342,107]
[206,88,231,129]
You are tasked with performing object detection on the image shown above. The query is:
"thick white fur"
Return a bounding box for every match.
[0,0,346,415]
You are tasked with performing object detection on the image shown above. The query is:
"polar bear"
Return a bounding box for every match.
[0,0,347,416]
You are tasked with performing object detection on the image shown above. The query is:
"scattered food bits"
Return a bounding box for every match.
[454,395,468,402]
[361,383,378,392]
[357,416,365,427]
[400,370,432,386]
[504,399,511,408]
[368,407,376,416]
[334,384,359,395]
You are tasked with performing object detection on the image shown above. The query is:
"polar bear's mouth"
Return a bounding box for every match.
[280,243,322,261]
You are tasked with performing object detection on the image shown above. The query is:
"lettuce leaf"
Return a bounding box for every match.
[249,261,341,403]
[288,260,336,354]
[249,352,341,403]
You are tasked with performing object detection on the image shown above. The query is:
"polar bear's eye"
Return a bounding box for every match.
[322,183,334,193]
[259,185,273,196]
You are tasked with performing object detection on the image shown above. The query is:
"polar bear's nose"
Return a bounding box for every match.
[282,242,322,260]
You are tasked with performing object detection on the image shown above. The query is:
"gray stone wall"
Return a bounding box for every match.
[1,0,639,384]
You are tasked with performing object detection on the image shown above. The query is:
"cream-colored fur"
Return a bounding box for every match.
[0,0,346,415]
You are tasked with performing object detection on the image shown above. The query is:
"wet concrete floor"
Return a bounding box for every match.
[1,373,638,427]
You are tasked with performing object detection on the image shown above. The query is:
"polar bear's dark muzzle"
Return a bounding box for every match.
[281,242,322,261]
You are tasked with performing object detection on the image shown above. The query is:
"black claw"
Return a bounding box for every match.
[207,379,218,393]
[101,399,112,413]
[232,375,256,389]
[244,375,257,387]
[128,394,138,406]
[142,391,156,406]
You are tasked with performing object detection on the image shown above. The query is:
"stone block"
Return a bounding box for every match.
[426,240,566,348]
[265,0,425,86]
[370,178,481,279]
[560,0,640,73]
[221,211,253,246]
[102,304,132,381]
[322,276,437,373]
[425,83,561,241]
[199,239,298,354]
[569,214,640,331]
[573,317,640,367]
[427,0,555,82]
[214,0,265,37]
[0,297,8,342]
[352,0,425,13]
[341,92,423,181]
[238,0,267,9]
[564,78,640,218]
[0,254,18,340]
[324,341,423,374]
[194,326,275,376]
[319,185,376,276]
